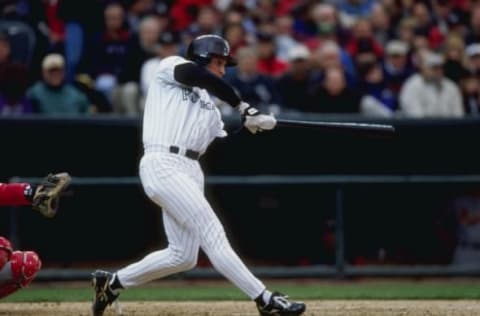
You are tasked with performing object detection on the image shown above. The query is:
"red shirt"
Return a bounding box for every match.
[257,57,289,78]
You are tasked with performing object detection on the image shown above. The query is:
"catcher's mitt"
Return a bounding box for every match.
[32,172,71,218]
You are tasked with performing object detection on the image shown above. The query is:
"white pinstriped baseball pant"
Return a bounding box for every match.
[116,151,266,299]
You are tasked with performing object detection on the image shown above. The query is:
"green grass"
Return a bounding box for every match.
[2,280,480,302]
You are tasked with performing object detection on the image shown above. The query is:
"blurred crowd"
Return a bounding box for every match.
[1,0,480,118]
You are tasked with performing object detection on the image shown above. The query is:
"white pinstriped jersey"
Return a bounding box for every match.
[142,56,227,155]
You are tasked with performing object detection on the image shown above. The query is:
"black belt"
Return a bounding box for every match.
[169,146,200,160]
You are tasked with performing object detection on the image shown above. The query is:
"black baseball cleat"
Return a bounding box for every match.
[256,291,306,316]
[91,270,120,316]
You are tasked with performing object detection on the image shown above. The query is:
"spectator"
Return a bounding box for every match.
[27,53,90,114]
[57,0,104,83]
[0,31,32,115]
[370,2,394,46]
[311,41,356,88]
[113,15,161,115]
[303,3,348,51]
[443,35,469,83]
[222,5,256,39]
[225,46,281,114]
[43,0,65,52]
[459,73,480,116]
[274,14,298,62]
[73,73,112,113]
[382,39,414,107]
[336,0,376,28]
[359,61,396,117]
[255,31,288,78]
[466,43,480,78]
[399,51,464,118]
[124,0,158,32]
[396,17,417,49]
[223,23,248,57]
[87,2,130,105]
[276,44,318,112]
[186,5,222,39]
[306,66,361,113]
[433,0,464,38]
[465,5,480,45]
[345,18,384,70]
[140,30,181,97]
[411,1,444,49]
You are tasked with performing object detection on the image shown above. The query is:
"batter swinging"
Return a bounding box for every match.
[91,34,306,316]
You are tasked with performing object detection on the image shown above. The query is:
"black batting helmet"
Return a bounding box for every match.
[186,34,237,67]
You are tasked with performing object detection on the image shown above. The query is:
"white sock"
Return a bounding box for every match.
[262,290,272,305]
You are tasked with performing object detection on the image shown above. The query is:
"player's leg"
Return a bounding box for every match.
[0,237,41,299]
[116,211,199,287]
[92,160,202,315]
[91,211,200,316]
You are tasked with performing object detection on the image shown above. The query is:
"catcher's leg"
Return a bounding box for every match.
[0,237,13,273]
[0,250,41,299]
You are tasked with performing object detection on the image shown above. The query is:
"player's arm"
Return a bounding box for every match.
[0,183,33,206]
[174,62,276,134]
[174,62,241,107]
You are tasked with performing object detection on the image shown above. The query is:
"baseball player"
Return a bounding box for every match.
[0,173,71,298]
[91,34,306,316]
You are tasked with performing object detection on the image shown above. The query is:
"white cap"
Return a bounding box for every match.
[386,40,408,55]
[466,43,480,58]
[42,54,65,70]
[287,44,310,62]
[422,51,444,67]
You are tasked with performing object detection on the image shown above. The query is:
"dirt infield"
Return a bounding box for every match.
[1,300,480,316]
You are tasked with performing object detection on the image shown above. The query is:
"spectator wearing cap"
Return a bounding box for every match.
[466,43,480,77]
[276,44,320,112]
[27,54,90,114]
[141,31,181,97]
[256,32,289,78]
[382,39,414,107]
[0,32,32,115]
[399,51,464,118]
[113,15,162,115]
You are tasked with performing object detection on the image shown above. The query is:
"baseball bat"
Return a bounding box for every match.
[276,119,395,135]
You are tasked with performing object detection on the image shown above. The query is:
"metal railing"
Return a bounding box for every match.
[8,175,480,280]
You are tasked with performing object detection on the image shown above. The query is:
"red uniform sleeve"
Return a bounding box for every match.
[0,183,32,206]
